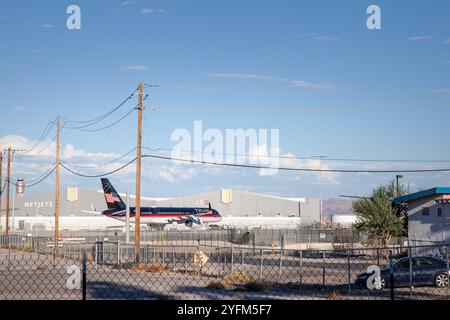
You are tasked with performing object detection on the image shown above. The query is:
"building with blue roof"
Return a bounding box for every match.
[393,187,450,245]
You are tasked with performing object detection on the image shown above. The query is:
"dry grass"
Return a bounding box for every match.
[130,263,166,273]
[74,254,94,263]
[206,272,253,290]
[326,291,343,300]
[222,272,253,285]
[36,264,46,271]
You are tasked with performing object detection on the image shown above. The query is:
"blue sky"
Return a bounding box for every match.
[1,0,450,199]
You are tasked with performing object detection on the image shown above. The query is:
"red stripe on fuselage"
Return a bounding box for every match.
[105,213,221,218]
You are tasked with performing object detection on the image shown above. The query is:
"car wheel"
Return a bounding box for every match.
[379,278,386,289]
[434,273,449,288]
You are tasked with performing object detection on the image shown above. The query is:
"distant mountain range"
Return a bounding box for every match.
[322,198,354,218]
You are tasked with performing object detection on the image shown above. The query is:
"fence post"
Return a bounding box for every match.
[172,246,175,269]
[223,248,227,274]
[299,250,303,286]
[389,249,394,300]
[259,249,263,280]
[94,242,98,266]
[446,246,449,297]
[408,247,412,299]
[231,245,234,273]
[117,241,121,269]
[347,250,351,296]
[184,249,188,275]
[82,253,87,301]
[322,251,326,290]
[252,231,256,254]
[279,249,283,280]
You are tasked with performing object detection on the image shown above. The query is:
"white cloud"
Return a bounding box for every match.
[141,8,155,14]
[33,49,49,54]
[12,105,26,111]
[298,33,340,41]
[121,1,134,5]
[122,65,149,72]
[41,23,54,28]
[291,80,336,90]
[431,88,450,94]
[445,38,450,44]
[408,35,432,41]
[315,36,340,41]
[207,72,287,82]
[158,165,197,183]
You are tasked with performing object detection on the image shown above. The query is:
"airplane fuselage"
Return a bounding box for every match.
[104,207,222,225]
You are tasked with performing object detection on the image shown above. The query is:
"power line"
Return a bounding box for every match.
[61,89,137,126]
[7,166,56,188]
[141,154,450,173]
[25,120,56,154]
[63,108,135,132]
[62,148,137,169]
[34,134,57,155]
[103,133,137,154]
[0,179,6,196]
[144,147,450,164]
[59,158,137,178]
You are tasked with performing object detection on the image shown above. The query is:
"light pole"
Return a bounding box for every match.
[312,155,328,224]
[396,175,404,197]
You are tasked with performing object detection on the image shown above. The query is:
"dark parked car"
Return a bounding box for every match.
[355,256,449,289]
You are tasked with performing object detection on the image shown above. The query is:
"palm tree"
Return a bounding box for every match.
[353,180,408,246]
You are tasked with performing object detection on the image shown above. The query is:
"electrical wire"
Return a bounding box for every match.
[141,154,450,173]
[102,133,137,154]
[6,166,56,188]
[25,120,56,154]
[61,89,137,126]
[63,108,135,132]
[34,134,57,155]
[59,158,137,178]
[0,179,6,196]
[144,147,450,164]
[62,148,137,169]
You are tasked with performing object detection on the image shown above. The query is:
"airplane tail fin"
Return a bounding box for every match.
[101,178,126,210]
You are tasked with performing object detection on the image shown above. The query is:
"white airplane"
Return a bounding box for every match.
[88,178,222,229]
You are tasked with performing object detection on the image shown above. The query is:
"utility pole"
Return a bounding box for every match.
[0,147,3,233]
[135,81,143,262]
[5,147,11,236]
[55,117,61,253]
[126,185,130,244]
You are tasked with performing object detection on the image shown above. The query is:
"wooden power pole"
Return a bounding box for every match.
[55,117,61,252]
[5,147,11,236]
[0,147,3,233]
[135,81,143,262]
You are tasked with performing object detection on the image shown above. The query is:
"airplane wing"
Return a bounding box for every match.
[82,204,102,215]
[175,215,203,227]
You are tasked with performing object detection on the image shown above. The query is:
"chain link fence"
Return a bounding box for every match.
[0,235,449,300]
[11,227,367,249]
